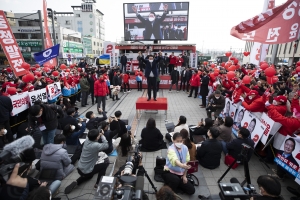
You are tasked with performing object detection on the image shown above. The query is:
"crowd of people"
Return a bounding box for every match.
[1,53,300,199]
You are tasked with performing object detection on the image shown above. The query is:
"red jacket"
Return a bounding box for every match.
[169,55,177,65]
[242,96,266,113]
[190,74,200,87]
[267,105,300,136]
[275,105,287,116]
[94,80,108,96]
[291,98,300,113]
[123,74,130,83]
[2,82,17,90]
[135,71,143,77]
[177,57,183,66]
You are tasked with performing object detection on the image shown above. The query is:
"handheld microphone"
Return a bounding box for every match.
[134,176,144,200]
[3,135,35,156]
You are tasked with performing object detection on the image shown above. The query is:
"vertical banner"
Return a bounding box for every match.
[28,88,48,105]
[189,52,198,68]
[103,41,117,67]
[0,10,27,77]
[47,82,62,100]
[10,92,30,116]
[274,136,300,184]
[43,0,57,67]
[260,113,275,144]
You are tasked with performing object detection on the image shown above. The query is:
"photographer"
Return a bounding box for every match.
[250,175,283,200]
[85,109,107,130]
[64,129,109,194]
[114,152,149,200]
[206,90,225,119]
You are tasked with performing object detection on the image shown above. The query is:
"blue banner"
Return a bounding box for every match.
[34,44,60,65]
[274,157,298,178]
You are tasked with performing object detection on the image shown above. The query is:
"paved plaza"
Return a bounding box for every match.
[54,89,298,200]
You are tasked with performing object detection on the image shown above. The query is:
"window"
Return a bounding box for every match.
[18,20,39,26]
[97,42,99,46]
[76,14,80,17]
[65,20,71,25]
[31,33,42,39]
[100,43,102,47]
[94,42,96,45]
[93,50,95,54]
[77,21,83,34]
[14,33,28,39]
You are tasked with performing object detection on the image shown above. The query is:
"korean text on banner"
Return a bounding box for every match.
[103,41,116,67]
[29,88,48,105]
[10,92,30,116]
[230,0,300,44]
[47,82,62,100]
[274,136,300,184]
[260,113,275,144]
[0,10,27,77]
[43,0,57,67]
[34,44,60,65]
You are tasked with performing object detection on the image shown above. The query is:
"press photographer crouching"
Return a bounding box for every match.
[206,90,225,120]
[114,151,149,200]
[161,132,195,195]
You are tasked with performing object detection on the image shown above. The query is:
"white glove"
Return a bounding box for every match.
[239,96,244,102]
[265,101,271,107]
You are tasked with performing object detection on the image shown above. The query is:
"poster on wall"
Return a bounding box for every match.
[28,88,48,105]
[274,136,300,185]
[47,82,62,100]
[10,92,30,116]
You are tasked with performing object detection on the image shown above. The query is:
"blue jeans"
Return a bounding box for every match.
[48,180,61,195]
[42,129,56,145]
[221,141,228,155]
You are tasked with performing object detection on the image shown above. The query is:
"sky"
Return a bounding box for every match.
[1,0,287,51]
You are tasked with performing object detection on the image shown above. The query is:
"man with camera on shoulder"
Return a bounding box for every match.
[206,90,225,120]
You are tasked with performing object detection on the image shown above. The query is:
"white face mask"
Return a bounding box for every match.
[35,114,42,118]
[175,142,183,149]
[249,96,253,100]
[38,82,42,86]
[10,81,14,84]
[3,129,7,135]
[149,17,155,22]
[273,100,278,106]
[215,96,220,99]
[149,60,153,63]
[235,84,239,88]
[71,125,75,130]
[174,68,177,70]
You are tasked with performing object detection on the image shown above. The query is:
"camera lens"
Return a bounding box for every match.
[123,162,134,175]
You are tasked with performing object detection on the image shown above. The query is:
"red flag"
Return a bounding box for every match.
[0,10,27,77]
[43,0,57,67]
[231,0,300,44]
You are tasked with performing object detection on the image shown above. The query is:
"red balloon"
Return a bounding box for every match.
[209,73,215,79]
[77,67,82,72]
[21,62,30,70]
[242,75,251,84]
[221,62,225,67]
[214,69,220,76]
[260,63,269,70]
[230,57,235,61]
[235,64,240,69]
[34,71,42,77]
[227,71,235,79]
[66,69,70,72]
[7,87,17,95]
[267,76,279,84]
[265,67,276,77]
[31,67,36,71]
[203,61,208,65]
[26,73,35,82]
[225,52,232,57]
[243,52,250,56]
[22,75,28,83]
[210,63,215,68]
[296,66,300,73]
[35,64,40,68]
[6,67,12,73]
[228,65,236,71]
[43,67,50,72]
[60,64,67,70]
[233,59,238,64]
[297,61,300,67]
[52,71,59,76]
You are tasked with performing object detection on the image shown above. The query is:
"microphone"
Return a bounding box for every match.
[134,176,144,200]
[3,135,35,156]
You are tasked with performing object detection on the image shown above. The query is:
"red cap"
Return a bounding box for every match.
[247,90,259,96]
[252,85,259,90]
[274,95,287,104]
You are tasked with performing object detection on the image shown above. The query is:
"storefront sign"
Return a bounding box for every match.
[116,45,196,51]
[17,29,40,33]
[17,40,42,47]
[63,41,83,49]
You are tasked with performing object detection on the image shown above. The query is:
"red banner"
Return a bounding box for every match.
[0,10,27,77]
[43,0,57,67]
[230,0,300,44]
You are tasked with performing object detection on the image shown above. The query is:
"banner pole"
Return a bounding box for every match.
[38,10,45,51]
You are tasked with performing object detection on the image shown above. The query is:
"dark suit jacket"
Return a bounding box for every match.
[59,116,80,130]
[136,12,167,40]
[143,56,161,78]
[120,56,127,64]
[175,29,184,40]
[200,76,210,96]
[278,150,299,168]
[163,56,169,65]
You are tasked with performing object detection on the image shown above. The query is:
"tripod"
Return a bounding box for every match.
[141,165,157,194]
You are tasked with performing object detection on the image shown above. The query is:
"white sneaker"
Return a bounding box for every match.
[128,90,131,92]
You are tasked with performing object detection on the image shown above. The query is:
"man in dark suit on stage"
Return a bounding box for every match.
[141,52,162,101]
[124,27,131,41]
[132,4,168,40]
[175,25,184,40]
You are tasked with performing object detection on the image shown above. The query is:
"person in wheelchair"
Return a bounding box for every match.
[161,132,195,195]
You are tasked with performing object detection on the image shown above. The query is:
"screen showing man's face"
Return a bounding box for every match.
[284,140,295,154]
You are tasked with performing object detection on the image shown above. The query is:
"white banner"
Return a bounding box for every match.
[189,52,198,68]
[28,88,48,105]
[47,82,62,100]
[250,43,269,66]
[103,41,118,67]
[10,92,30,116]
[260,113,276,144]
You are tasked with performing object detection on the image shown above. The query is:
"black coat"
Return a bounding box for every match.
[113,75,122,86]
[170,70,179,83]
[86,113,107,130]
[120,56,127,65]
[174,29,184,40]
[142,56,161,78]
[197,139,222,169]
[0,95,13,123]
[200,75,209,96]
[186,70,192,82]
[58,116,80,131]
[140,127,164,151]
[87,76,95,92]
[163,56,169,65]
[110,119,127,137]
[226,137,254,162]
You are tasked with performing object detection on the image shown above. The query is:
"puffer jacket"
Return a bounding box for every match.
[40,143,74,180]
[94,80,108,97]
